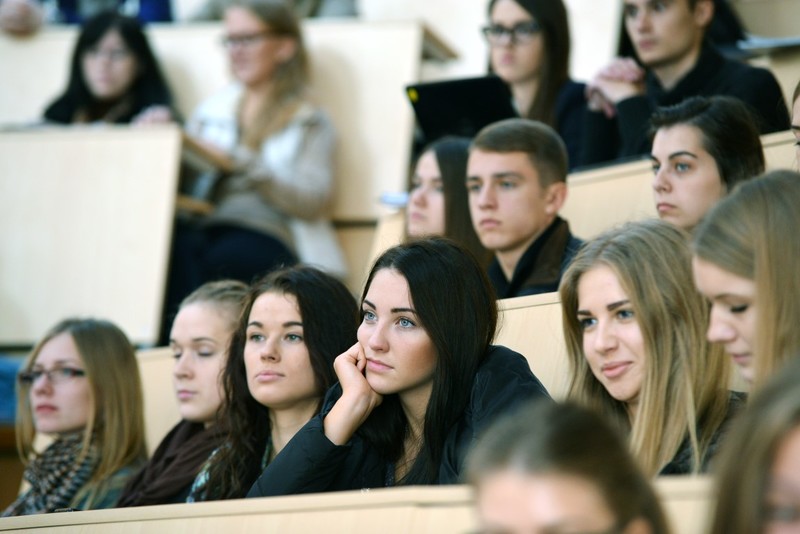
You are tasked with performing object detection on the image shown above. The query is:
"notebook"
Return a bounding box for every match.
[405,75,519,145]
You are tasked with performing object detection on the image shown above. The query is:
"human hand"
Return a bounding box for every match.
[586,57,646,118]
[0,0,42,36]
[132,105,174,126]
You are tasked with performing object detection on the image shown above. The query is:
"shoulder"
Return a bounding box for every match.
[471,345,551,409]
[556,80,587,106]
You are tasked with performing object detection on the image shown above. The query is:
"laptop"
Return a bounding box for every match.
[405,75,519,145]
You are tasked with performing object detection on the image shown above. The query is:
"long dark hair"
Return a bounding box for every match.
[201,266,358,499]
[487,0,571,127]
[43,10,173,124]
[358,237,498,484]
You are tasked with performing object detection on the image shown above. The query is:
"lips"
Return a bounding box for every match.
[176,390,195,401]
[601,362,632,379]
[478,218,501,229]
[656,203,676,214]
[366,358,393,373]
[254,370,284,383]
[34,404,57,414]
[729,353,752,368]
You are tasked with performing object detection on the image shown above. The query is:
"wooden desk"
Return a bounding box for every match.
[0,126,181,347]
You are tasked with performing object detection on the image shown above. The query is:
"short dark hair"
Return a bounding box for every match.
[471,118,568,186]
[650,95,764,191]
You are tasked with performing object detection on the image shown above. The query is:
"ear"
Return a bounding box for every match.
[543,181,567,216]
[693,0,714,30]
[275,38,297,64]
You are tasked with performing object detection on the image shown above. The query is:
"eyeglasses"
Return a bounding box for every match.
[481,21,541,45]
[18,367,87,386]
[221,31,282,49]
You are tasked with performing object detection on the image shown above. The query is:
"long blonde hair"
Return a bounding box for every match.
[16,319,147,503]
[693,170,800,389]
[231,0,310,149]
[560,220,730,476]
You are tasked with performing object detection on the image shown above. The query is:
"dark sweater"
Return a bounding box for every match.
[247,345,551,497]
[581,44,790,167]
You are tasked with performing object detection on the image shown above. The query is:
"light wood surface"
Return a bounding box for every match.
[0,126,181,346]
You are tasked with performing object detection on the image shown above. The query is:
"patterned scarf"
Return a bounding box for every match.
[1,432,99,517]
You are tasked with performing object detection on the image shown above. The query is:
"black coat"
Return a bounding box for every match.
[247,345,551,497]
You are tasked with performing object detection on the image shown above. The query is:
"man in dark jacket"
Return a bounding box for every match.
[581,0,790,167]
[467,118,582,299]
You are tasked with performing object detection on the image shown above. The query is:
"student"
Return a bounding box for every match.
[561,219,740,476]
[187,266,358,500]
[710,357,800,534]
[406,136,490,266]
[2,318,146,516]
[117,280,248,507]
[791,79,800,165]
[166,0,344,329]
[467,118,582,299]
[693,170,800,388]
[248,238,550,496]
[42,10,175,124]
[467,400,670,534]
[582,0,789,166]
[482,0,585,168]
[650,95,765,231]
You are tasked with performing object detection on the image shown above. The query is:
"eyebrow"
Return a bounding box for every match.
[362,299,418,316]
[247,320,304,329]
[576,299,630,316]
[650,150,699,161]
[791,124,800,131]
[32,359,80,368]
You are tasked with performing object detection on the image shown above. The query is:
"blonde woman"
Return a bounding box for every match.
[3,319,146,516]
[560,219,739,476]
[693,169,800,389]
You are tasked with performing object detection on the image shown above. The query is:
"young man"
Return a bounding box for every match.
[467,118,582,299]
[582,0,790,167]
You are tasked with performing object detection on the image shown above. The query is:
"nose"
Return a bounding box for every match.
[173,352,193,379]
[634,8,652,32]
[477,184,496,209]
[706,305,736,344]
[652,167,671,193]
[260,337,281,362]
[365,322,389,353]
[593,320,618,355]
[31,374,53,395]
[410,186,426,207]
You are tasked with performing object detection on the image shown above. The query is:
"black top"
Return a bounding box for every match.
[581,44,790,167]
[247,345,551,497]
[489,216,583,299]
[554,80,588,171]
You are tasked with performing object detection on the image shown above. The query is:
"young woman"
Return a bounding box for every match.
[467,400,669,534]
[483,0,585,168]
[693,169,800,388]
[650,95,765,231]
[116,280,248,507]
[2,318,146,516]
[710,356,800,534]
[561,219,739,476]
[43,10,175,125]
[406,136,490,265]
[248,237,550,496]
[187,266,358,500]
[169,0,344,316]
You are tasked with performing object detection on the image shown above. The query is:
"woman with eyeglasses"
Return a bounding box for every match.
[483,0,586,169]
[43,10,176,124]
[3,318,147,516]
[165,0,344,332]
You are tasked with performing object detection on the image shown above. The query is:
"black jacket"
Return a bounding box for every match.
[247,345,551,497]
[581,44,790,167]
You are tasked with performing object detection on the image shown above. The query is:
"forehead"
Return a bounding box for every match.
[249,291,301,321]
[33,332,83,366]
[224,6,268,30]
[652,124,707,154]
[468,150,540,180]
[577,265,629,305]
[364,269,413,307]
[625,0,691,8]
[490,0,534,21]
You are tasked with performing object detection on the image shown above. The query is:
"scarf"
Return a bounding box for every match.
[2,432,99,517]
[116,420,226,507]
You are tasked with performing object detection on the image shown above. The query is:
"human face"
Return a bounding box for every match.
[358,269,437,410]
[791,96,800,166]
[27,332,92,435]
[244,292,319,413]
[764,427,800,534]
[406,151,446,237]
[467,150,561,262]
[487,0,544,86]
[477,471,633,534]
[223,6,295,89]
[692,257,758,383]
[651,124,725,231]
[170,303,232,426]
[81,29,139,101]
[623,0,710,71]
[577,265,647,413]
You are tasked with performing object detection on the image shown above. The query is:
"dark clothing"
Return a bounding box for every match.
[45,0,172,24]
[581,44,791,167]
[117,421,225,507]
[659,391,747,475]
[554,80,588,171]
[247,345,551,497]
[489,217,583,299]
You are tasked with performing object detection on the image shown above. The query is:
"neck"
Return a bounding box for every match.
[626,400,639,422]
[510,77,539,117]
[495,216,555,280]
[399,382,432,443]
[651,43,703,91]
[268,399,319,457]
[240,82,274,127]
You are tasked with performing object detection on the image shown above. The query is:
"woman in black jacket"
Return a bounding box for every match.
[248,237,551,496]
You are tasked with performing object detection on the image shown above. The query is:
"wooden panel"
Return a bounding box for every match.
[137,347,182,455]
[0,126,181,346]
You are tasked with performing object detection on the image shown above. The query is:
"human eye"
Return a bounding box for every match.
[616,308,636,321]
[247,330,265,342]
[466,179,481,193]
[197,344,216,357]
[499,179,517,189]
[674,161,691,173]
[578,316,596,330]
[730,303,749,314]
[362,309,377,323]
[652,0,668,13]
[285,332,304,343]
[56,367,84,379]
[486,24,507,38]
[623,4,638,19]
[397,317,417,328]
[513,21,540,38]
[651,162,661,174]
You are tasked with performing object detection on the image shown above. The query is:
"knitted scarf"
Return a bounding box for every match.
[2,432,99,517]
